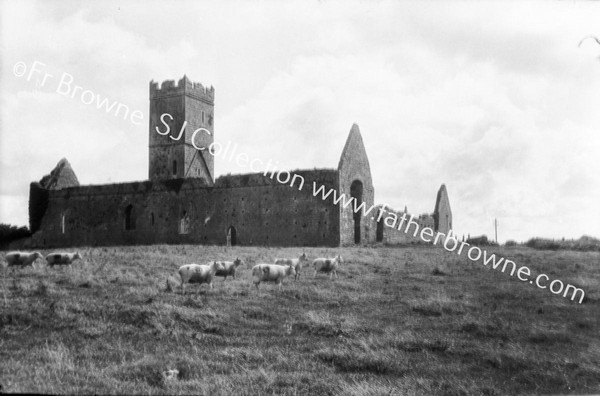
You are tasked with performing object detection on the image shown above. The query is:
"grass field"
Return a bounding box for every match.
[1,245,599,395]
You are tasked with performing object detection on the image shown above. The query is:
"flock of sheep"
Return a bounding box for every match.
[3,250,344,293]
[176,253,344,292]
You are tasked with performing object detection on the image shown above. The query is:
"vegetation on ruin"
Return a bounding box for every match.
[1,245,599,395]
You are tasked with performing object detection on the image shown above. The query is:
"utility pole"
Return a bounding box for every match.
[494,218,498,244]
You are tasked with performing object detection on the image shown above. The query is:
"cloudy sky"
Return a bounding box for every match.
[1,0,599,243]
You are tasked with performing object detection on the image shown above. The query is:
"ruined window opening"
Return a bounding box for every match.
[227,226,237,246]
[179,211,190,234]
[172,160,177,176]
[125,205,136,230]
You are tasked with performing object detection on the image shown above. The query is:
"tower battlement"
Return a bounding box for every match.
[150,75,214,103]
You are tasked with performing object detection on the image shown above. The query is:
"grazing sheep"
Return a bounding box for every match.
[178,261,223,293]
[45,252,82,267]
[313,255,343,279]
[5,251,43,268]
[214,258,244,281]
[274,253,308,281]
[252,263,296,291]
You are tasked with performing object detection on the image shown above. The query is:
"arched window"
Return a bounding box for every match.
[227,226,237,246]
[125,205,136,230]
[172,160,177,176]
[179,211,190,234]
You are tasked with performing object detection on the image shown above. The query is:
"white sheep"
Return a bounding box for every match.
[178,261,223,293]
[45,252,82,267]
[274,253,308,281]
[214,258,244,281]
[5,251,43,268]
[313,255,343,279]
[252,263,296,291]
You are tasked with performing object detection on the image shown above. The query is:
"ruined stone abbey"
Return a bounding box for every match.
[28,76,452,248]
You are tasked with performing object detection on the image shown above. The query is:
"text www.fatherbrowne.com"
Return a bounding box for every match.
[203,144,586,304]
[310,183,585,304]
[153,113,587,305]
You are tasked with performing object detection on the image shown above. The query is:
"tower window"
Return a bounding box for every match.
[172,160,177,176]
[201,111,205,123]
[151,212,155,226]
[61,214,66,234]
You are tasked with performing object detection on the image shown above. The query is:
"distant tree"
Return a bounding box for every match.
[0,223,31,246]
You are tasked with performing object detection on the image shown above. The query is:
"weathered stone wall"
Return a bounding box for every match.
[149,76,215,183]
[374,206,436,245]
[30,170,340,248]
[374,184,453,246]
[338,124,375,245]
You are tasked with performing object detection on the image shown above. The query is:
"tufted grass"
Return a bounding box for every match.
[1,245,600,395]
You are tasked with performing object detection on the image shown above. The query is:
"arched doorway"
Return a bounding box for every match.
[350,180,363,244]
[227,226,237,246]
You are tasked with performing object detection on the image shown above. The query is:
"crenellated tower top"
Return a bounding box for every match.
[148,75,215,184]
[150,75,214,104]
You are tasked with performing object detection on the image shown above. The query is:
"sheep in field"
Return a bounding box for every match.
[214,258,244,281]
[178,261,223,294]
[313,255,343,279]
[252,263,296,291]
[45,252,82,267]
[5,251,43,268]
[274,253,308,281]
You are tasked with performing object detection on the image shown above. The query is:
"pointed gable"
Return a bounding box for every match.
[338,124,371,173]
[39,158,80,190]
[337,124,375,245]
[433,184,452,234]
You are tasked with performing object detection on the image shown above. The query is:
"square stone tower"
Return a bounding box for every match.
[148,76,215,184]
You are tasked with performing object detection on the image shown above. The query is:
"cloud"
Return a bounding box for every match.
[1,0,599,244]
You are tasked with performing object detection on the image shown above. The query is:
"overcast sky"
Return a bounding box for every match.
[1,0,599,243]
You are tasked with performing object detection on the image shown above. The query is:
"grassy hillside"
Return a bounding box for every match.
[1,245,599,395]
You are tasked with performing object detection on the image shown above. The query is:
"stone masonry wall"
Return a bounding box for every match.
[30,170,340,248]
